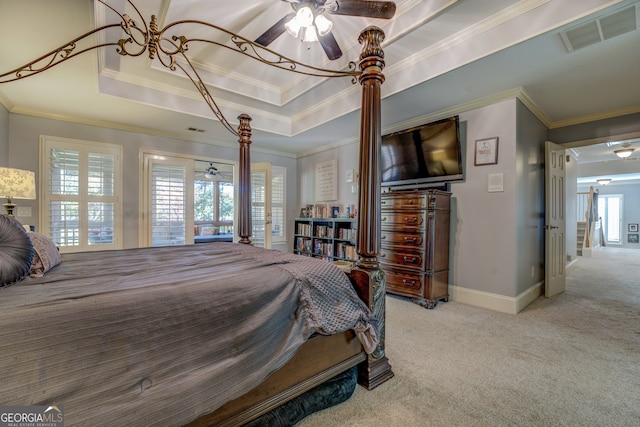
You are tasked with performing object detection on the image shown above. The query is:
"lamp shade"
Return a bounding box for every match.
[0,167,36,200]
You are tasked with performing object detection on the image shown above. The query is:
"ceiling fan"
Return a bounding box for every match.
[196,162,233,180]
[255,0,397,60]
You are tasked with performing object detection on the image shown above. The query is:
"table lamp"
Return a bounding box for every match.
[0,167,36,217]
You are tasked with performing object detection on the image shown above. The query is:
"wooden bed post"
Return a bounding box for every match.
[237,113,252,245]
[352,26,394,390]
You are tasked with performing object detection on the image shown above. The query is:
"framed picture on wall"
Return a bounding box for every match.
[628,234,639,244]
[629,223,638,232]
[474,137,499,166]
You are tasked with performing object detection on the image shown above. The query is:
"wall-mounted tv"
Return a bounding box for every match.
[381,115,464,189]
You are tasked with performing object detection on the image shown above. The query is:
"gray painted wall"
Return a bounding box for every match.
[297,98,543,301]
[451,99,519,297]
[296,142,359,210]
[514,101,546,296]
[7,113,297,250]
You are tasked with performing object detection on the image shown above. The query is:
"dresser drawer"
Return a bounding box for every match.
[383,268,449,302]
[384,270,424,298]
[381,212,427,227]
[381,247,425,270]
[381,194,426,209]
[381,230,424,247]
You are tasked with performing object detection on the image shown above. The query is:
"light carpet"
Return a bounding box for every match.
[298,248,640,426]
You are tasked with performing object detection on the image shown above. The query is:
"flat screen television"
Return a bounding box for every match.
[381,115,463,188]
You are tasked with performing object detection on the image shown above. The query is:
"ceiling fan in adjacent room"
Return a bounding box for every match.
[255,0,396,60]
[196,162,233,180]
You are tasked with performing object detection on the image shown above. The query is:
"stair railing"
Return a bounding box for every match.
[583,186,597,249]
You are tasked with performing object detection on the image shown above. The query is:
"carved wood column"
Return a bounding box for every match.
[354,26,393,390]
[237,113,252,245]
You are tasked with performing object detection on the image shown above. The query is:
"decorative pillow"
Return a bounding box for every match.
[200,226,219,236]
[0,214,35,287]
[27,232,61,277]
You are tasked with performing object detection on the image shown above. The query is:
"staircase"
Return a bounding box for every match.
[577,221,586,256]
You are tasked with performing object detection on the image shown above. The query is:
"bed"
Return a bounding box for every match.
[0,1,393,425]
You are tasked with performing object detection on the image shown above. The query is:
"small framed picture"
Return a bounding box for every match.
[474,137,499,166]
[628,223,638,232]
[628,234,639,244]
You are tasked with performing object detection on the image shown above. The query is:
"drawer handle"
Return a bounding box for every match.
[382,217,387,222]
[381,235,387,240]
[403,236,418,243]
[402,279,416,286]
[404,216,418,224]
[403,256,418,264]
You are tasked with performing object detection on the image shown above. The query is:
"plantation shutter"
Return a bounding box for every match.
[251,166,268,248]
[271,166,286,244]
[42,137,122,253]
[142,154,194,247]
[250,163,287,248]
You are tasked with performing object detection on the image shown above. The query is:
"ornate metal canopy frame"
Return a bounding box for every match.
[0,0,360,137]
[1,2,393,377]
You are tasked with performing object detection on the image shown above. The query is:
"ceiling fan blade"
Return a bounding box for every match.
[330,0,396,19]
[318,32,343,60]
[255,13,296,46]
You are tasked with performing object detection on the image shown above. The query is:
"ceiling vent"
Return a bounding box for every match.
[560,5,637,52]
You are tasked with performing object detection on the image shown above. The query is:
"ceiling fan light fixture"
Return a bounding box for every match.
[303,26,318,42]
[296,7,314,27]
[284,16,302,37]
[204,164,218,179]
[614,148,634,158]
[315,14,333,36]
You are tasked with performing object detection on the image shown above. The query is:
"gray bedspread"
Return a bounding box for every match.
[0,243,377,426]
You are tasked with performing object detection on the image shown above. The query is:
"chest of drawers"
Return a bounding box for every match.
[380,189,451,308]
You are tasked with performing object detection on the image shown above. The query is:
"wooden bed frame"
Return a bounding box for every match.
[0,3,393,425]
[190,27,393,426]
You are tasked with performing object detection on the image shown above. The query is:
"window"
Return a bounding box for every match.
[194,179,234,234]
[598,194,623,244]
[41,136,122,252]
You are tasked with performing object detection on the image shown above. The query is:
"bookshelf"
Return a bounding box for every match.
[294,218,357,263]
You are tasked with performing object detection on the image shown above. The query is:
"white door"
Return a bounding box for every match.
[251,163,272,248]
[545,141,566,297]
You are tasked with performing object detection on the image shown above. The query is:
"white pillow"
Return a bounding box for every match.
[200,226,219,236]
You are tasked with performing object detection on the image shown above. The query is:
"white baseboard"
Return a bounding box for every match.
[449,282,544,314]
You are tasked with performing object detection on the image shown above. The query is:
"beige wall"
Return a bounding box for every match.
[0,103,8,166]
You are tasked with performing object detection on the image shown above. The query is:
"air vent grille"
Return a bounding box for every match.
[561,5,637,52]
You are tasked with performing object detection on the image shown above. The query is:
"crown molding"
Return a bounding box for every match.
[548,104,640,129]
[8,106,297,158]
